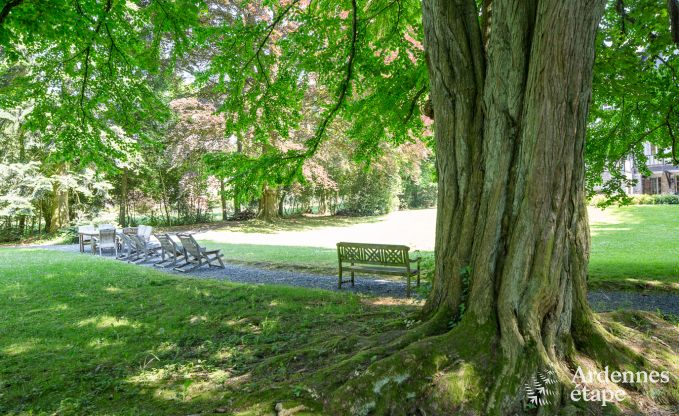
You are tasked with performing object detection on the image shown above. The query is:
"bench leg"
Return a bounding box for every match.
[338,267,343,289]
[406,274,411,298]
[417,269,421,287]
[350,271,355,287]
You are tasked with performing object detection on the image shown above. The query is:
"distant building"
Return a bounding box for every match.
[600,143,679,195]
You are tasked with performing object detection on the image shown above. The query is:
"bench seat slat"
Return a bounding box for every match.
[341,265,419,276]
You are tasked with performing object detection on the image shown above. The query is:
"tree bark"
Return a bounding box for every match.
[220,178,228,221]
[49,169,70,233]
[118,168,128,227]
[421,0,605,411]
[258,184,279,221]
[233,134,243,214]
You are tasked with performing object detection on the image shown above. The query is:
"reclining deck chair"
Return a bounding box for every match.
[154,234,185,268]
[174,234,225,272]
[117,232,138,261]
[128,234,161,263]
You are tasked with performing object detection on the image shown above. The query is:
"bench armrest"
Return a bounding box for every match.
[409,250,422,262]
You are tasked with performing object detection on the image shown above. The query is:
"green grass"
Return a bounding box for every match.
[588,205,679,292]
[197,242,435,279]
[197,243,341,274]
[198,206,678,292]
[0,249,416,415]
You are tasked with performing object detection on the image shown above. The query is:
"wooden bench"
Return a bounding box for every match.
[336,242,421,297]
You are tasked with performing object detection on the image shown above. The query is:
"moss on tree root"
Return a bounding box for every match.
[311,312,678,416]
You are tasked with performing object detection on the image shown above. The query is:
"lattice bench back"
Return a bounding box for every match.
[336,242,411,266]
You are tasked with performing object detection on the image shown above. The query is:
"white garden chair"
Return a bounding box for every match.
[98,229,117,256]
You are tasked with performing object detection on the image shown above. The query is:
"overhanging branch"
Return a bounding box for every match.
[0,0,23,27]
[301,0,358,158]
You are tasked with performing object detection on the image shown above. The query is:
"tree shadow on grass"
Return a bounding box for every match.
[0,248,417,415]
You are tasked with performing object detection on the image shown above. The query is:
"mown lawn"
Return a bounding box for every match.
[0,249,416,415]
[588,205,679,292]
[198,205,678,292]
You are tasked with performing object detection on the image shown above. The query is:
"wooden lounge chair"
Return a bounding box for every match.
[154,234,185,268]
[117,232,138,261]
[174,234,225,272]
[128,234,160,263]
[137,225,153,242]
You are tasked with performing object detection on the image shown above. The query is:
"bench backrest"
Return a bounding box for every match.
[336,242,410,266]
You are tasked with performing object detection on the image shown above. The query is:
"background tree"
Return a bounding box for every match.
[587,0,679,204]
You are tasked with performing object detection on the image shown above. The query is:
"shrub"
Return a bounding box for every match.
[337,169,401,216]
[649,194,679,204]
[589,194,679,206]
[631,194,679,205]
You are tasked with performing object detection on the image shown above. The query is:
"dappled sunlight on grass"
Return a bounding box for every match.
[3,339,39,356]
[77,315,143,329]
[0,248,417,415]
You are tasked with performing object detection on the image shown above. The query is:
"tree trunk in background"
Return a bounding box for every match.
[118,168,128,227]
[278,188,287,217]
[17,123,26,235]
[49,166,69,233]
[233,134,243,214]
[220,178,228,220]
[258,184,279,221]
[420,0,605,411]
[317,190,329,215]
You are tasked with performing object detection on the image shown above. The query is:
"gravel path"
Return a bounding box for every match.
[29,244,410,298]
[15,244,679,314]
[588,290,679,316]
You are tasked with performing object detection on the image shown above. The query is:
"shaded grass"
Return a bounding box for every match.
[0,249,417,415]
[0,249,677,415]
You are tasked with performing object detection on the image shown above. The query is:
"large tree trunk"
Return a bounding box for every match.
[328,1,610,414]
[423,0,605,411]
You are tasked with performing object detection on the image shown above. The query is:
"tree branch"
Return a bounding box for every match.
[669,0,679,45]
[404,85,426,124]
[653,54,677,80]
[0,0,23,27]
[302,0,358,157]
[79,0,113,125]
[242,0,301,73]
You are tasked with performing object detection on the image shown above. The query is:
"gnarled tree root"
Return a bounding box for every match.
[316,312,677,416]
